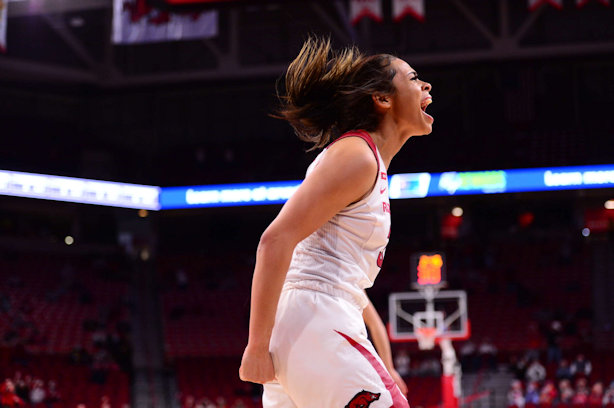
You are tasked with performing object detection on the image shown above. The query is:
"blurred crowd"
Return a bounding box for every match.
[1,372,60,407]
[0,254,132,408]
[1,373,129,408]
[507,353,614,407]
[508,377,614,407]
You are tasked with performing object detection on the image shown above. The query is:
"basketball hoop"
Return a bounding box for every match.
[388,290,469,344]
[416,327,438,350]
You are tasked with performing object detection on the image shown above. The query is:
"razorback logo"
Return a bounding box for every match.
[345,390,381,408]
[123,0,151,23]
[123,0,201,25]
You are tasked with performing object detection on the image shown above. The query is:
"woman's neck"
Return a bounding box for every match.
[369,120,414,170]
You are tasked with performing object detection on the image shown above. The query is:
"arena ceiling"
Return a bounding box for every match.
[2,0,614,86]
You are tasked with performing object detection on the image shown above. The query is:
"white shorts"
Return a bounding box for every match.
[263,287,410,408]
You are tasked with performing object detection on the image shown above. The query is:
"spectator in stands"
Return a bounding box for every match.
[525,359,546,384]
[0,379,24,407]
[525,322,542,361]
[587,381,604,406]
[197,397,215,408]
[44,380,60,407]
[214,396,227,408]
[182,395,195,408]
[572,377,589,405]
[538,381,557,405]
[570,353,592,379]
[230,399,247,408]
[556,379,574,404]
[603,381,614,405]
[477,337,498,371]
[508,380,525,408]
[545,320,563,363]
[90,349,111,385]
[417,357,441,377]
[525,381,540,405]
[509,355,528,381]
[555,358,573,381]
[11,373,28,404]
[394,349,411,377]
[29,379,45,405]
[100,395,111,408]
[91,329,108,348]
[198,398,215,408]
[459,340,477,372]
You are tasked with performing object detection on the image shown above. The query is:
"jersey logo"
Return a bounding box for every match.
[380,186,387,194]
[345,390,381,408]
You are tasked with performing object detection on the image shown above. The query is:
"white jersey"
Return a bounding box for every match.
[284,130,391,310]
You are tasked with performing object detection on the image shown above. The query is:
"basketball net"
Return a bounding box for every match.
[416,327,438,350]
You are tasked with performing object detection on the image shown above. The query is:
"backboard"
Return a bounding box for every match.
[388,290,469,345]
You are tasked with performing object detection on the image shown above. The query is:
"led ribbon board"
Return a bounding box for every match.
[389,164,614,199]
[159,180,301,209]
[1,164,613,210]
[0,170,160,210]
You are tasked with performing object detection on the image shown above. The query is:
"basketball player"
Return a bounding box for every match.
[239,37,434,408]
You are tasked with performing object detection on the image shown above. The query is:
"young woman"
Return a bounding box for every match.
[239,37,434,407]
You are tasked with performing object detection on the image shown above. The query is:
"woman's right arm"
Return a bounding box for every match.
[239,137,379,384]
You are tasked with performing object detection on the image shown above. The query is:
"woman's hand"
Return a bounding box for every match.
[239,344,276,384]
[389,368,408,396]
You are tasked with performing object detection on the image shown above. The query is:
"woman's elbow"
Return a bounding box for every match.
[258,227,295,254]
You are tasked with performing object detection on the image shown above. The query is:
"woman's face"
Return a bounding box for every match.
[388,58,433,136]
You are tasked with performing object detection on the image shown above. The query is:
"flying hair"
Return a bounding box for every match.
[275,36,397,150]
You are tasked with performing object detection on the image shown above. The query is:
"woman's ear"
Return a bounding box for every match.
[372,94,391,111]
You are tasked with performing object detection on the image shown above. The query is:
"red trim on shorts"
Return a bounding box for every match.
[327,130,381,176]
[336,330,410,408]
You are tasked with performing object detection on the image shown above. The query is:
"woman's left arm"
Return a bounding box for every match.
[363,297,409,396]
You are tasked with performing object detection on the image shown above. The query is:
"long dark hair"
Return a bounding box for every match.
[276,36,397,150]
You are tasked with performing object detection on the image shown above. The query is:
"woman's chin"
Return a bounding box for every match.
[419,123,433,136]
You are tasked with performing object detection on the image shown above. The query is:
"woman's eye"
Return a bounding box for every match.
[411,76,419,81]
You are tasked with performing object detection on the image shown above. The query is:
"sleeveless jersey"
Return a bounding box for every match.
[284,130,391,310]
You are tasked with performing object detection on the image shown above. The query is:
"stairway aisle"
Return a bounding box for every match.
[592,239,614,351]
[461,370,514,408]
[131,261,180,408]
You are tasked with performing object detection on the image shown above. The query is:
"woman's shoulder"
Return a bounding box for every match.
[328,129,376,150]
[322,134,378,172]
[302,133,379,202]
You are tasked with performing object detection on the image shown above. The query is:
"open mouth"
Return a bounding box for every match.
[421,97,432,112]
[420,97,434,123]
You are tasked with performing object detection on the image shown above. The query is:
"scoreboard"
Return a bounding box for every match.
[410,252,447,288]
